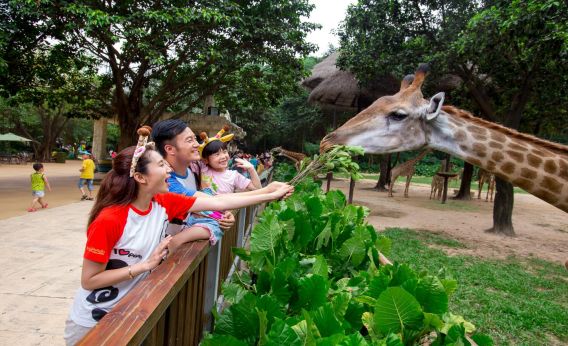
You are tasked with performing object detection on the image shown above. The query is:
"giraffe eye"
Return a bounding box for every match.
[388,111,408,121]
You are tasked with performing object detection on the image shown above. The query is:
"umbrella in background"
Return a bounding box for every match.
[0,132,33,142]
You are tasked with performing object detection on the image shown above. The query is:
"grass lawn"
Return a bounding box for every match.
[382,228,568,346]
[335,173,528,194]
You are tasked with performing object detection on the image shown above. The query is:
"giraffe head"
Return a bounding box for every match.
[320,64,445,154]
[270,146,283,156]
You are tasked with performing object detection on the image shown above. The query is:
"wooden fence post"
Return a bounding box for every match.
[348,178,355,204]
[326,172,332,192]
[202,241,221,332]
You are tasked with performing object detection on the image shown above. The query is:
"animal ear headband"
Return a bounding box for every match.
[197,125,234,156]
[129,125,155,177]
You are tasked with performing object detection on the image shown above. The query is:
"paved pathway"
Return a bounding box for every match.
[0,202,89,345]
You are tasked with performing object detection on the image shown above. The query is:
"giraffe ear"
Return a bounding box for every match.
[426,92,445,121]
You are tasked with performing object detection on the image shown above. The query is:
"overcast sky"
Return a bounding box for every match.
[306,0,356,56]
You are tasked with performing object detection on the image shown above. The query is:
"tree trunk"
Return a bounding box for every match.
[117,114,139,150]
[452,162,473,200]
[375,154,390,191]
[486,177,515,236]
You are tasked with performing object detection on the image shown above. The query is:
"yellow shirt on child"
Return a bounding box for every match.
[81,159,96,179]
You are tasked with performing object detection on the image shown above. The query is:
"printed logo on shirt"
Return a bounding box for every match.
[114,248,143,259]
[86,246,105,256]
[86,286,119,304]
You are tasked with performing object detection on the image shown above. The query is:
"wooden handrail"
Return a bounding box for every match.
[78,241,210,345]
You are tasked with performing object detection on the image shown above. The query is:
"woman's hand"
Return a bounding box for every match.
[234,158,254,171]
[264,181,288,193]
[270,183,294,200]
[143,236,172,271]
[218,211,235,230]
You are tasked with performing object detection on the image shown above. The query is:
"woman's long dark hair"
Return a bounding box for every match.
[88,146,153,225]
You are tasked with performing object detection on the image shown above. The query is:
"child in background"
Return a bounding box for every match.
[29,163,51,212]
[171,126,262,250]
[78,153,96,200]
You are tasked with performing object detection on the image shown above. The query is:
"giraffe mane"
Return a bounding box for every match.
[443,105,568,156]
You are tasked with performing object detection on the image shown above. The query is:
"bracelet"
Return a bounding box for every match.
[128,265,134,279]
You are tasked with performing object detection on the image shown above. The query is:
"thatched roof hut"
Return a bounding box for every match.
[302,53,399,111]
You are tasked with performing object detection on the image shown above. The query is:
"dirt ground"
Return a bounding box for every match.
[0,161,100,220]
[329,178,568,265]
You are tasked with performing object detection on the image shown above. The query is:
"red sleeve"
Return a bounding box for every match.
[155,193,196,221]
[83,207,127,263]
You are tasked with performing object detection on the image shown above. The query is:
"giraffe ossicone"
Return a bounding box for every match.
[320,65,568,212]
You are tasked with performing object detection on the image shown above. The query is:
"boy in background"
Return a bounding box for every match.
[79,153,96,200]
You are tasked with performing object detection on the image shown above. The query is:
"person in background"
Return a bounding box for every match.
[78,153,96,201]
[28,163,52,212]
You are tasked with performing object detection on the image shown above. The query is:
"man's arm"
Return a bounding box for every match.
[167,176,197,196]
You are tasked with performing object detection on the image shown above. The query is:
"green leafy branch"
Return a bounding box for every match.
[289,145,365,186]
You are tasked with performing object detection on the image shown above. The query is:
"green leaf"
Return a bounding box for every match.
[338,333,368,346]
[441,278,458,297]
[215,293,259,342]
[222,282,247,305]
[354,295,376,306]
[390,263,417,286]
[367,272,390,298]
[292,310,321,343]
[441,313,476,334]
[202,334,248,346]
[258,309,268,346]
[445,323,468,345]
[312,255,329,278]
[384,333,404,346]
[373,287,424,334]
[293,213,315,250]
[265,318,302,346]
[415,276,449,314]
[315,220,333,250]
[339,237,366,266]
[257,294,286,326]
[375,236,392,257]
[231,247,251,261]
[295,274,329,311]
[331,292,351,318]
[325,190,346,209]
[311,303,344,337]
[471,333,494,346]
[250,212,282,263]
[316,334,348,346]
[423,312,444,331]
[361,312,379,339]
[306,196,323,219]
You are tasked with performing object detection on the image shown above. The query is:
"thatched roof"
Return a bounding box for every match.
[302,53,399,110]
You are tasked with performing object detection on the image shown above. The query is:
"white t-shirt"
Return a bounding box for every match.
[69,193,195,327]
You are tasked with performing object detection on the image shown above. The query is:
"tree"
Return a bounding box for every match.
[337,0,568,235]
[453,0,568,235]
[18,0,318,148]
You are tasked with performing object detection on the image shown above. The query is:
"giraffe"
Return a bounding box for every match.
[430,175,444,200]
[430,160,447,200]
[320,64,568,213]
[270,147,307,171]
[478,168,496,202]
[388,150,430,197]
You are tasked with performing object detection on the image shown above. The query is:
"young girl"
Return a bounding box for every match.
[64,127,292,345]
[28,163,52,212]
[168,127,263,252]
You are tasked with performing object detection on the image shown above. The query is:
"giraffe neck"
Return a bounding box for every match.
[426,105,568,212]
[279,149,306,162]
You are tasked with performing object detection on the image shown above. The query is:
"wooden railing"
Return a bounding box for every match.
[78,168,272,346]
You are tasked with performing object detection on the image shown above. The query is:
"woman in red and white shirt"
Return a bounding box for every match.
[64,142,293,345]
